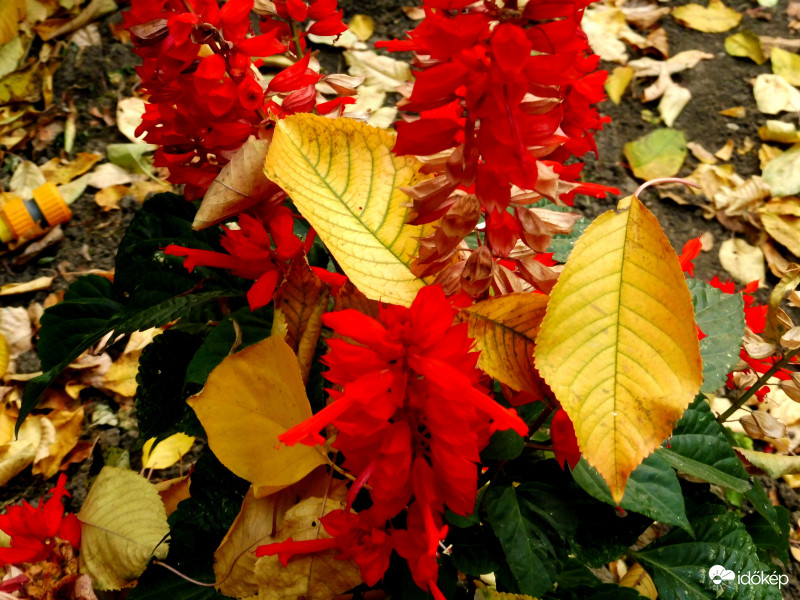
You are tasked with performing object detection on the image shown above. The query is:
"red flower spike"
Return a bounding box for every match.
[551,409,581,469]
[0,474,81,566]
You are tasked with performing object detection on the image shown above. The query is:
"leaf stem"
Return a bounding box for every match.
[717,347,800,423]
[289,20,305,59]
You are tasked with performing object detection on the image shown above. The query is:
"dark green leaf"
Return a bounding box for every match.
[184,306,273,386]
[447,524,503,576]
[744,505,790,566]
[571,453,692,534]
[481,429,525,461]
[635,504,782,600]
[687,279,745,393]
[485,484,558,597]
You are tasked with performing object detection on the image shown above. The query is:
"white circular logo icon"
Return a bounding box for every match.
[709,565,735,585]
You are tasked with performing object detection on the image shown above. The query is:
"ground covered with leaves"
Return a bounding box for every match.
[2,0,800,599]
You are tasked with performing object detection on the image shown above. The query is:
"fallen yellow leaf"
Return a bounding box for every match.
[672,0,742,33]
[759,198,800,257]
[142,433,195,470]
[265,114,432,307]
[154,475,191,516]
[187,336,326,497]
[94,184,128,212]
[78,466,170,590]
[535,195,702,502]
[0,275,53,295]
[0,0,25,46]
[605,65,634,105]
[40,152,102,185]
[459,293,549,394]
[619,563,657,600]
[102,348,142,397]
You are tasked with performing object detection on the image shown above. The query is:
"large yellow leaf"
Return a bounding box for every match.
[265,114,431,307]
[0,0,25,46]
[534,195,702,502]
[187,336,326,497]
[459,293,549,393]
[78,466,170,590]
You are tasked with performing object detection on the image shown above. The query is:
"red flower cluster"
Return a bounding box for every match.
[257,285,528,597]
[377,0,617,267]
[165,205,301,309]
[261,0,347,49]
[124,0,345,200]
[0,474,81,566]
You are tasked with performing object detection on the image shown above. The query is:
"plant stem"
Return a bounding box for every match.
[289,20,305,59]
[717,347,800,423]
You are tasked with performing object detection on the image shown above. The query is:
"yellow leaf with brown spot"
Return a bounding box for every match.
[272,258,330,384]
[40,152,102,185]
[265,114,432,307]
[459,293,549,394]
[187,336,326,497]
[534,195,702,502]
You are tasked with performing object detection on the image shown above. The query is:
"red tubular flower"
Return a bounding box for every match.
[679,237,702,277]
[165,207,301,309]
[550,408,580,469]
[0,474,81,566]
[276,284,528,594]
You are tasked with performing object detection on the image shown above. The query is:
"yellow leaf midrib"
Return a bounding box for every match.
[280,120,410,265]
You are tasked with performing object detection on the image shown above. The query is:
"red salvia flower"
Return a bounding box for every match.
[0,474,81,566]
[261,284,528,595]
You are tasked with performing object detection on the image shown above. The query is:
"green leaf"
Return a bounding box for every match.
[687,279,745,394]
[486,484,559,597]
[660,396,751,492]
[623,128,687,180]
[635,504,782,600]
[184,306,273,386]
[136,329,205,441]
[744,506,790,567]
[448,524,503,576]
[445,486,485,529]
[481,429,525,461]
[571,453,692,534]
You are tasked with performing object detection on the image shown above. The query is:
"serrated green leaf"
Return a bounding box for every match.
[687,279,745,393]
[635,504,781,600]
[659,396,751,493]
[448,524,503,577]
[481,429,525,461]
[571,453,692,534]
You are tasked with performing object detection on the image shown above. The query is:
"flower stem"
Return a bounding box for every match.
[289,20,305,59]
[717,347,800,423]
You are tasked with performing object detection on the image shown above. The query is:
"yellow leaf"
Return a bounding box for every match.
[0,0,25,46]
[78,466,169,591]
[0,275,53,295]
[194,137,283,230]
[771,47,800,87]
[474,590,536,600]
[459,293,548,393]
[102,348,142,397]
[272,258,330,384]
[214,467,339,598]
[760,200,800,258]
[605,65,633,105]
[349,14,374,42]
[141,432,195,470]
[619,563,657,600]
[724,31,767,65]
[94,184,128,212]
[0,334,8,377]
[154,474,191,516]
[254,495,362,600]
[672,0,742,33]
[31,403,83,478]
[40,152,102,185]
[265,114,431,306]
[534,195,702,502]
[187,336,326,497]
[0,415,41,486]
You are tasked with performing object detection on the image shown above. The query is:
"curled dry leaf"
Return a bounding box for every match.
[782,326,800,349]
[780,380,800,402]
[740,410,788,441]
[718,238,765,287]
[753,74,800,115]
[194,137,284,230]
[742,327,777,359]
